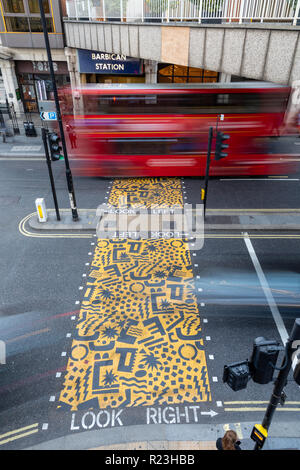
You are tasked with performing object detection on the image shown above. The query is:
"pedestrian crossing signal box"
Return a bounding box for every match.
[251,424,268,448]
[223,360,250,391]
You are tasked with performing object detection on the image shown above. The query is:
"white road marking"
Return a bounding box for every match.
[243,232,289,346]
[11,145,42,151]
[219,178,299,181]
[0,157,44,160]
[200,410,218,417]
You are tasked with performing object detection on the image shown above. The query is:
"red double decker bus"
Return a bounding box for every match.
[59,82,299,177]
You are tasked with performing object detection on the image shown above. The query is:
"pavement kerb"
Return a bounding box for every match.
[26,208,300,232]
[24,422,300,450]
[0,154,45,158]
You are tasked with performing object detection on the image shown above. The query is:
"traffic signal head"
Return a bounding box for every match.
[250,337,282,385]
[215,131,230,161]
[223,360,251,391]
[48,132,62,161]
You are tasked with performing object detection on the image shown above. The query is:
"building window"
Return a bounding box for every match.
[2,0,53,32]
[4,16,29,31]
[2,0,25,13]
[29,16,53,32]
[28,0,49,14]
[18,71,70,113]
[158,64,219,84]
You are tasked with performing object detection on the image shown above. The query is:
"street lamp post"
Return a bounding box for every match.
[38,0,79,222]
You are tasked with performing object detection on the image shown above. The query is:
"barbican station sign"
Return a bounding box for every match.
[77,49,143,75]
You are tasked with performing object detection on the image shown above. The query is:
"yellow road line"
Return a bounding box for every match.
[225,408,300,412]
[18,212,93,239]
[0,423,38,446]
[224,401,300,405]
[205,234,300,239]
[0,428,39,446]
[207,208,300,212]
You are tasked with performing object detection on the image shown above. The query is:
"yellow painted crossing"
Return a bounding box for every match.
[59,178,211,410]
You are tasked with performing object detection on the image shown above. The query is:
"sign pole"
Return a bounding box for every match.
[202,127,213,219]
[42,127,60,221]
[38,0,79,222]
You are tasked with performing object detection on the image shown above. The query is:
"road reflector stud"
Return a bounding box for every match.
[250,424,268,448]
[35,198,47,223]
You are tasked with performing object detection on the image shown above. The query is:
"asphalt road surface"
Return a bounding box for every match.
[0,156,299,450]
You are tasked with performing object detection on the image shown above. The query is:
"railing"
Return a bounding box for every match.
[65,0,300,25]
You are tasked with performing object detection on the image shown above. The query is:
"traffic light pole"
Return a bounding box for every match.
[254,318,300,450]
[202,127,213,219]
[38,0,79,222]
[42,127,60,221]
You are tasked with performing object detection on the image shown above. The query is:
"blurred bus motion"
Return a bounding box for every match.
[58,83,300,177]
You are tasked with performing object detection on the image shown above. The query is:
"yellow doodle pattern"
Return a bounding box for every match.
[107,177,183,208]
[59,178,211,410]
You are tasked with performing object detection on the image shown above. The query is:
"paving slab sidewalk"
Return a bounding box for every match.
[25,420,300,450]
[0,133,45,157]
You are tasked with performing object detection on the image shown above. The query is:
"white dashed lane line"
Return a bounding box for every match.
[243,232,289,346]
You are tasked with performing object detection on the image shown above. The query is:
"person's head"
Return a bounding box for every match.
[222,430,239,450]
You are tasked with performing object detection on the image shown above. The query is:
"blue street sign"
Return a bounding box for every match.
[40,111,57,121]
